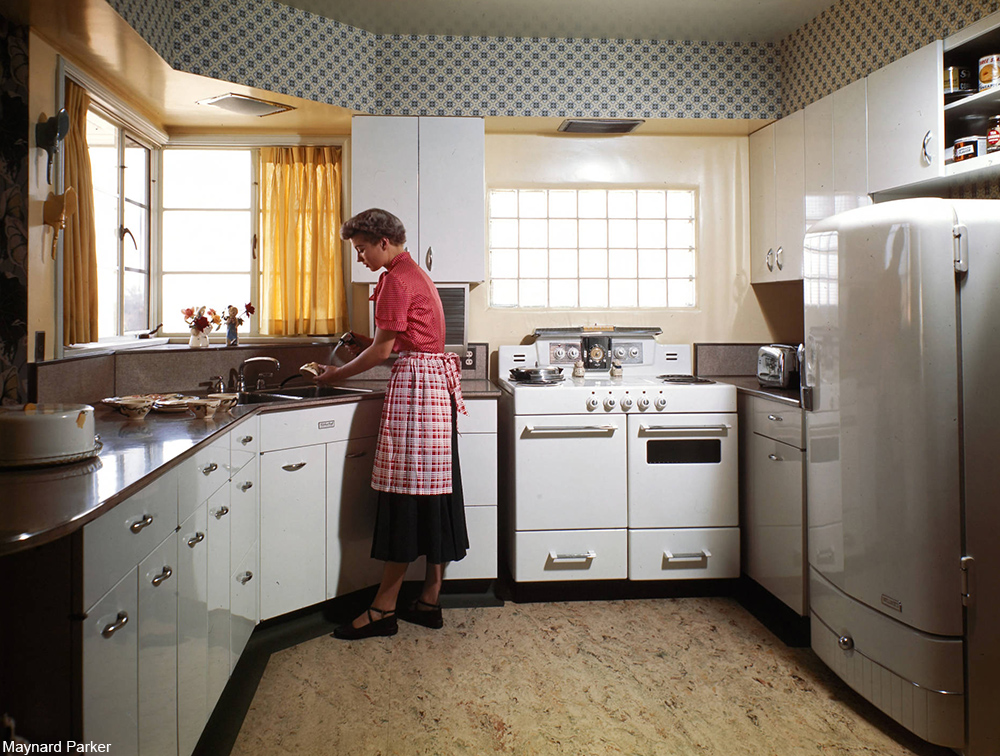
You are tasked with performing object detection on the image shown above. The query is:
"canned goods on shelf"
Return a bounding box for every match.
[979,54,1000,91]
[944,66,976,96]
[954,136,986,161]
[988,116,1000,154]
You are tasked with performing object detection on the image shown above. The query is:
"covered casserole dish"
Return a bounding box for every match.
[0,404,99,468]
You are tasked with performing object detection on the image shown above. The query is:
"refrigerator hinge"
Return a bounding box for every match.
[961,556,974,606]
[953,224,969,273]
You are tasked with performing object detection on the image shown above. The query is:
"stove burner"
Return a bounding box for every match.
[658,374,715,385]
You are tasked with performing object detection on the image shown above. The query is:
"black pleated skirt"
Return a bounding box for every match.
[370,399,469,564]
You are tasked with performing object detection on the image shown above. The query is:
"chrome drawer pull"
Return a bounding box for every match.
[202,462,219,476]
[775,246,784,271]
[213,505,230,520]
[240,435,254,445]
[281,462,307,472]
[549,551,596,562]
[345,451,367,459]
[239,481,253,492]
[526,425,617,433]
[151,566,173,587]
[768,453,782,461]
[767,414,783,422]
[639,424,731,433]
[101,611,129,638]
[130,514,154,534]
[187,531,205,548]
[664,549,712,562]
[238,571,254,585]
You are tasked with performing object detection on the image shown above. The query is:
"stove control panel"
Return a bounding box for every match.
[548,340,647,366]
[585,390,670,412]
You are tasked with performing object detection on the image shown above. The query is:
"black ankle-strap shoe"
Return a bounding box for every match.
[332,607,398,640]
[397,598,443,629]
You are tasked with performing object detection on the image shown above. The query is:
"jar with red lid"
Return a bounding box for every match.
[988,115,1000,154]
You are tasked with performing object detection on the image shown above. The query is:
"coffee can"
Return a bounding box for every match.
[944,66,976,95]
[979,55,1000,91]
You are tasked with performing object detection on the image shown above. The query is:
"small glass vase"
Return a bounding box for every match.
[189,329,210,348]
[226,323,239,347]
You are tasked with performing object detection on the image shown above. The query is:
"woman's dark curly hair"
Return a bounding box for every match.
[340,208,407,245]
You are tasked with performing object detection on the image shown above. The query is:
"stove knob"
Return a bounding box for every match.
[586,395,600,410]
[620,395,634,410]
[568,346,580,360]
[614,346,627,360]
[629,346,640,359]
[637,396,651,410]
[654,396,667,410]
[604,395,617,410]
[554,346,567,361]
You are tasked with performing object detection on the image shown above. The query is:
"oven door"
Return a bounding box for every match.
[627,413,738,528]
[513,414,627,530]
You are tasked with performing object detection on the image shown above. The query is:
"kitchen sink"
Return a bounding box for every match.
[237,385,375,404]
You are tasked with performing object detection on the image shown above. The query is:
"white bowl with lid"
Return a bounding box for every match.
[0,404,99,467]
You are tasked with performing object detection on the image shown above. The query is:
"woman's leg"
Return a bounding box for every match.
[420,561,445,606]
[348,560,408,629]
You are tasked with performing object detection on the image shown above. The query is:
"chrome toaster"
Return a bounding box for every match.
[757,344,800,388]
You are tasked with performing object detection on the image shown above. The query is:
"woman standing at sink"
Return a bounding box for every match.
[311,207,468,639]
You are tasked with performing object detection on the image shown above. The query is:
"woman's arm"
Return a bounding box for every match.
[313,327,397,383]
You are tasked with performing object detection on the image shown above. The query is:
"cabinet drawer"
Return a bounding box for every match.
[513,529,627,582]
[458,399,497,434]
[259,399,383,451]
[178,435,231,524]
[83,471,176,612]
[443,506,497,580]
[230,416,259,454]
[628,527,740,581]
[751,396,804,449]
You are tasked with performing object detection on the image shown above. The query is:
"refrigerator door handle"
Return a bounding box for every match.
[798,342,814,411]
[953,224,969,273]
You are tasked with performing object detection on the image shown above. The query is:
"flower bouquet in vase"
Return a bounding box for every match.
[223,302,255,346]
[182,306,220,348]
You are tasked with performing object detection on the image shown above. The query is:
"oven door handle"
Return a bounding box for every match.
[524,424,618,433]
[664,548,712,562]
[639,424,732,433]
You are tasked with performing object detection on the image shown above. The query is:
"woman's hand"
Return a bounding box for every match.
[311,364,344,384]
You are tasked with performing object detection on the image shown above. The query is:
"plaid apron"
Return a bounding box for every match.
[371,351,467,495]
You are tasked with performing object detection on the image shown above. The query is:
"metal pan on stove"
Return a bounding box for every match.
[509,366,564,383]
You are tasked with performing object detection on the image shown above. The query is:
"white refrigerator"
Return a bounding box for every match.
[801,197,1000,754]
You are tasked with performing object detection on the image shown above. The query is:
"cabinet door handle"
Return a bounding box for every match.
[775,246,784,270]
[187,531,205,548]
[767,414,783,422]
[425,245,433,271]
[212,505,230,520]
[202,462,218,476]
[921,130,933,165]
[239,481,253,492]
[345,451,367,459]
[101,611,129,638]
[151,566,173,587]
[281,462,307,472]
[768,453,782,462]
[238,571,254,585]
[766,248,774,271]
[549,551,596,562]
[130,514,154,534]
[240,435,253,445]
[664,549,712,562]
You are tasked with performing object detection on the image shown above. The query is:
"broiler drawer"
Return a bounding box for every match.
[513,529,627,582]
[628,527,740,580]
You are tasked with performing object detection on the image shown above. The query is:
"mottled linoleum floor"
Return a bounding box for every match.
[231,598,954,755]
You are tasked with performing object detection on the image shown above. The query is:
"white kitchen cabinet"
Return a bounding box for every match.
[804,93,835,229]
[327,433,382,598]
[138,531,179,756]
[741,395,807,616]
[230,541,258,670]
[351,115,485,283]
[206,485,232,713]
[82,567,139,754]
[176,503,208,756]
[867,40,944,193]
[832,78,871,213]
[750,110,805,282]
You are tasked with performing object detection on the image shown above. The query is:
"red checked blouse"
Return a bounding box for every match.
[369,252,466,495]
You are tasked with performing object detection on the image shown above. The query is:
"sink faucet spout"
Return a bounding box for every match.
[238,356,281,392]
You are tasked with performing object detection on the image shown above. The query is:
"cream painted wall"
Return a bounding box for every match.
[471,134,773,358]
[27,31,59,361]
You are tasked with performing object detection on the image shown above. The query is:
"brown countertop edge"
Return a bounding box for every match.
[0,380,499,557]
[704,376,802,407]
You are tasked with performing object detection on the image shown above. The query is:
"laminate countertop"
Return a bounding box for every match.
[705,376,802,407]
[0,380,499,557]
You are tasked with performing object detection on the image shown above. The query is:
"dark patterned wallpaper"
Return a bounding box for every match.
[0,15,28,404]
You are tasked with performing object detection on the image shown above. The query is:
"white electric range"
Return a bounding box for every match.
[497,327,739,583]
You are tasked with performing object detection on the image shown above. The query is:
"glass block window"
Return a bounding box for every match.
[489,189,697,309]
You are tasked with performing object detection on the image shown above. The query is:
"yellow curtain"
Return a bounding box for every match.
[62,79,99,345]
[259,146,349,335]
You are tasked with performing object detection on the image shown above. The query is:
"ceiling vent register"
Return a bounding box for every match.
[556,118,645,134]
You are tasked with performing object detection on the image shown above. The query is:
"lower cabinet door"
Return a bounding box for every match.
[230,542,258,671]
[441,506,497,580]
[206,485,232,714]
[260,443,327,619]
[82,568,139,754]
[177,504,208,756]
[628,527,740,580]
[327,436,382,598]
[138,532,179,756]
[514,529,628,582]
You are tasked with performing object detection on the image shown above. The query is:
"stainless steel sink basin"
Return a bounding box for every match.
[237,385,374,404]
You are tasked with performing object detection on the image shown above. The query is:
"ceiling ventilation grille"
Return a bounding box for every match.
[196,93,295,117]
[557,118,645,134]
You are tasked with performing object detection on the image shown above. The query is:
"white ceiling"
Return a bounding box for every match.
[278,0,839,43]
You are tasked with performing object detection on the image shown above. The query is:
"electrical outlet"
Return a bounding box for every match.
[463,347,476,371]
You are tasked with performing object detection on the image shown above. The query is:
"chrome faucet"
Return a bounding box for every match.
[238,356,280,392]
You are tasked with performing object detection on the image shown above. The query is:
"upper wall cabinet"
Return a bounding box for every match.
[867,40,945,193]
[351,116,486,284]
[750,110,805,283]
